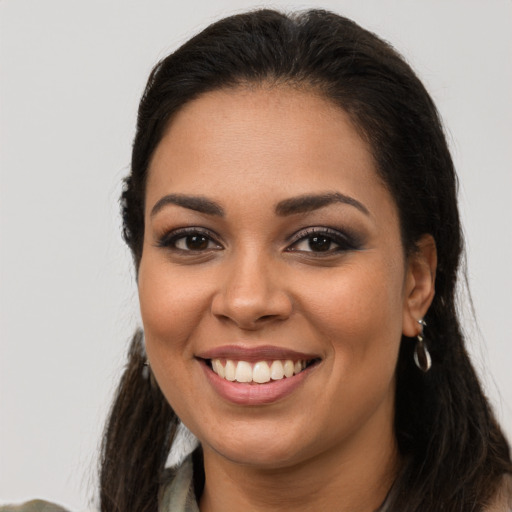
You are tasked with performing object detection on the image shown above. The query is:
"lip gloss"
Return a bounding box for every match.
[200,359,317,405]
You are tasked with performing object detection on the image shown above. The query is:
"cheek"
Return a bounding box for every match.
[296,257,405,363]
[137,255,211,349]
[137,256,210,415]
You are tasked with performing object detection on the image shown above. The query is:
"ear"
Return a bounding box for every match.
[402,234,437,337]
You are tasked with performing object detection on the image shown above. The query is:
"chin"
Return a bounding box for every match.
[211,444,301,469]
[200,423,316,469]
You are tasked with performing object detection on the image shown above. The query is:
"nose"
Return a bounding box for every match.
[211,251,293,330]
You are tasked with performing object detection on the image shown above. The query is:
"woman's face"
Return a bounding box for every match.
[138,86,427,469]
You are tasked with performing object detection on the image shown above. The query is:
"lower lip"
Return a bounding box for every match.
[200,360,316,406]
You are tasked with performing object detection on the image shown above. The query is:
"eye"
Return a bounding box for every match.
[287,227,359,254]
[157,228,222,252]
[174,234,217,251]
[292,234,336,252]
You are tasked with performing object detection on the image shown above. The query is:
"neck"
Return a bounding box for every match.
[199,403,399,512]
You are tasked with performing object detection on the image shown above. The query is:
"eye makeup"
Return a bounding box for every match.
[286,226,365,255]
[156,226,223,253]
[154,222,365,261]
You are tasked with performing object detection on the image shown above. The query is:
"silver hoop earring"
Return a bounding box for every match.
[142,358,159,389]
[142,359,150,380]
[414,319,432,372]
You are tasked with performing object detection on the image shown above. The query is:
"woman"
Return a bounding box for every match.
[3,8,511,512]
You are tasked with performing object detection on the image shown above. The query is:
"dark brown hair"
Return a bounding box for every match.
[100,9,512,511]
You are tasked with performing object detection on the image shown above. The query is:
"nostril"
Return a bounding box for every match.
[210,276,293,329]
[259,314,284,322]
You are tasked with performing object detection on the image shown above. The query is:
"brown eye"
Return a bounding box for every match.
[174,234,217,251]
[158,228,222,252]
[184,235,209,250]
[290,234,340,253]
[307,235,332,252]
[287,227,361,255]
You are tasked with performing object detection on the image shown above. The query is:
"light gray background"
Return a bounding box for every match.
[1,0,511,509]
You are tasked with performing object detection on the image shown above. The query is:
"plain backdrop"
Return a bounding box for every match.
[1,0,511,509]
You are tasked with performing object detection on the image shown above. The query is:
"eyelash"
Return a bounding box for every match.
[157,227,222,253]
[156,226,361,255]
[286,227,361,254]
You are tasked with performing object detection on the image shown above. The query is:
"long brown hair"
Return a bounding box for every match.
[100,9,512,511]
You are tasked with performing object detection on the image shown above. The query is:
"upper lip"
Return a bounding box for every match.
[197,345,320,362]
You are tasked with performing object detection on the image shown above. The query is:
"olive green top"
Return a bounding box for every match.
[0,456,200,512]
[2,458,511,512]
[0,502,69,512]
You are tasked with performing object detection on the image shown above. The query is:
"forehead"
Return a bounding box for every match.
[146,86,393,218]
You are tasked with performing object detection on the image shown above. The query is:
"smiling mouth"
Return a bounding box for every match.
[205,358,320,384]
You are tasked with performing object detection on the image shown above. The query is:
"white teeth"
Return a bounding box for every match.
[235,361,252,383]
[211,358,311,383]
[270,360,284,380]
[212,359,225,378]
[283,360,294,378]
[253,361,271,383]
[224,360,236,381]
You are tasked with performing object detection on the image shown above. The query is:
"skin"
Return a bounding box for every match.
[138,86,436,512]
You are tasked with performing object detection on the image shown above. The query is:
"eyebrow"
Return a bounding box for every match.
[275,192,370,216]
[150,194,224,217]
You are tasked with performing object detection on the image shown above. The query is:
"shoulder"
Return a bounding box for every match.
[0,500,70,512]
